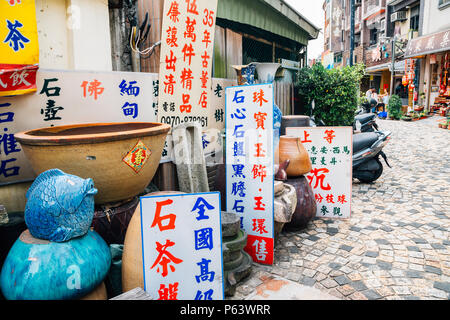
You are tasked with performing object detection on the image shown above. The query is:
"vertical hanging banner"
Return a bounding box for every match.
[0,0,39,96]
[286,127,353,219]
[140,192,224,300]
[226,84,274,265]
[157,0,218,129]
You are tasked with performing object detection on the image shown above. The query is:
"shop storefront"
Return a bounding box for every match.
[405,28,450,114]
[364,44,393,95]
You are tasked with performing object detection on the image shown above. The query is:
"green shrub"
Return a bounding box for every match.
[296,63,365,126]
[387,95,403,120]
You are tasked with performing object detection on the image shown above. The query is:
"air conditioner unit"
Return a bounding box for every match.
[391,11,407,22]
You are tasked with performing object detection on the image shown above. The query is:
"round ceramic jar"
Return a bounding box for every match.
[277,135,312,177]
[0,230,111,300]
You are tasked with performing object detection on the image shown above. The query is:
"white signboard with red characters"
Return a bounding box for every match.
[0,69,158,186]
[286,127,353,219]
[140,192,224,300]
[157,0,218,129]
[226,83,274,265]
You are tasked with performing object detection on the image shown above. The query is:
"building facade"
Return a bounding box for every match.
[322,0,425,103]
[410,0,450,110]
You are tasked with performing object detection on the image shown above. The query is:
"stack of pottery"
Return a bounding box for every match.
[0,169,111,300]
[222,212,252,297]
[277,136,317,231]
[91,196,140,245]
[273,179,297,239]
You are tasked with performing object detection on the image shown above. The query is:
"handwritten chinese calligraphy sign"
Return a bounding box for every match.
[0,0,39,96]
[157,0,218,130]
[286,127,353,219]
[159,77,236,163]
[0,69,158,185]
[226,84,274,265]
[140,192,224,300]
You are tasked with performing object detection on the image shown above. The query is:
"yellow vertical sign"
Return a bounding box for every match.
[0,0,39,96]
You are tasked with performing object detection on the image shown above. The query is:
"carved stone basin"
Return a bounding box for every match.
[14,122,171,205]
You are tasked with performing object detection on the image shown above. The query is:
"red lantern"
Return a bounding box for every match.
[402,75,408,86]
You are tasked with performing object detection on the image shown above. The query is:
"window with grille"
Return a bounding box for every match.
[410,5,419,31]
[439,0,450,9]
[370,28,379,45]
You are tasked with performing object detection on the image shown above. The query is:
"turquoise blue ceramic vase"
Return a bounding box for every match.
[0,230,111,300]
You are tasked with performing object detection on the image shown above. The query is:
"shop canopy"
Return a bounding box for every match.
[217,0,320,46]
[404,28,450,58]
[365,60,409,74]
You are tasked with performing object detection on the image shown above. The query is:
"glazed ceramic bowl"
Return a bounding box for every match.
[15,122,171,204]
[0,230,111,300]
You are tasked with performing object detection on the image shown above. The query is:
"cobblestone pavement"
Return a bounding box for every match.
[230,116,450,300]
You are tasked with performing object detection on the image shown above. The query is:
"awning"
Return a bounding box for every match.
[365,63,390,73]
[390,60,407,73]
[217,0,320,46]
[366,60,410,74]
[404,28,450,58]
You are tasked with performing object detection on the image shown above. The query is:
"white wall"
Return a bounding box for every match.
[422,0,450,35]
[35,0,112,71]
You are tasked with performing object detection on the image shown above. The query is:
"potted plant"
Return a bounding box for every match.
[402,114,412,121]
[419,92,426,105]
[387,95,403,120]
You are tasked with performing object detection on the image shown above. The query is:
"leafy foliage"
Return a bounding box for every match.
[296,63,365,126]
[387,94,403,120]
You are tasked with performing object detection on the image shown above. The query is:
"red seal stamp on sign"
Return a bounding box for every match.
[122,140,152,173]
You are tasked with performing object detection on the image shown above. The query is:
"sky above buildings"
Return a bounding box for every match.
[284,0,324,60]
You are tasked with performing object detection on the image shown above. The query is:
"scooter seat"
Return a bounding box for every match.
[355,113,376,125]
[353,132,379,153]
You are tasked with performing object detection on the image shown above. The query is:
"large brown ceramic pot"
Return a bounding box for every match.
[284,176,317,231]
[277,136,312,177]
[121,191,184,292]
[14,122,170,204]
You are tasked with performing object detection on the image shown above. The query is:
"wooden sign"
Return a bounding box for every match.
[226,83,274,265]
[157,0,218,129]
[0,0,39,96]
[405,29,450,58]
[0,69,159,185]
[159,77,235,163]
[286,127,353,219]
[140,192,224,300]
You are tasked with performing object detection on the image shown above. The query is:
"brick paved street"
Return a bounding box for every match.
[230,116,450,300]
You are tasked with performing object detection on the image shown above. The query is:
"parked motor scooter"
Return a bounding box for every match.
[353,130,392,183]
[307,101,391,183]
[354,113,379,132]
[354,99,380,132]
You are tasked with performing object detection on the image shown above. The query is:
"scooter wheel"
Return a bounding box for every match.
[356,159,383,183]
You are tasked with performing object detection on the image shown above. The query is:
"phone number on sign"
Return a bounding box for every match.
[160,116,208,127]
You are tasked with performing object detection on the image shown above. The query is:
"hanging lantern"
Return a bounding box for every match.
[402,75,409,86]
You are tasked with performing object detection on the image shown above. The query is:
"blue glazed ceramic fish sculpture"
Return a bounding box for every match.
[25,169,98,243]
